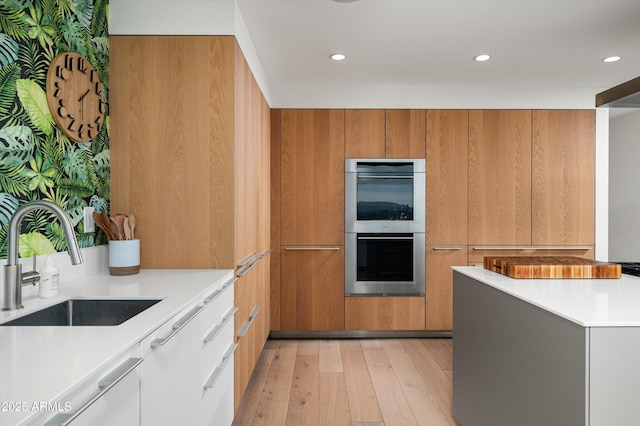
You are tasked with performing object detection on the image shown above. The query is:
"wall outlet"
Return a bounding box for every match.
[84,207,95,233]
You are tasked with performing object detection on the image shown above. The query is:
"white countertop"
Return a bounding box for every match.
[0,268,233,425]
[453,266,640,328]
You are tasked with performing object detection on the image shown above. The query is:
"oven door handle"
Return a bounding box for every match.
[357,236,414,240]
[357,175,414,179]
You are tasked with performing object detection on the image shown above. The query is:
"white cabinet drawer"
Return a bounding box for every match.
[200,343,236,426]
[200,306,237,376]
[39,348,141,426]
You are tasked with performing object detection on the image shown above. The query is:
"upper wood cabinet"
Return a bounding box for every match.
[468,110,532,246]
[531,110,595,246]
[111,36,235,268]
[280,109,345,246]
[386,109,426,158]
[345,109,385,158]
[111,36,270,269]
[426,110,469,245]
[344,109,425,159]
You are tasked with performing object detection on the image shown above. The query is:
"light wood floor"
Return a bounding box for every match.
[232,338,456,426]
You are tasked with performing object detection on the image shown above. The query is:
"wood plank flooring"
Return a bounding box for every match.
[232,338,456,426]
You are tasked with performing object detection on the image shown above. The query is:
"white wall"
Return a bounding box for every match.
[608,109,640,261]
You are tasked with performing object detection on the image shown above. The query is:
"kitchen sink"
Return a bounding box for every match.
[0,298,162,326]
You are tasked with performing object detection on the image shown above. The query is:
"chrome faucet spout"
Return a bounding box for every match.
[3,200,84,311]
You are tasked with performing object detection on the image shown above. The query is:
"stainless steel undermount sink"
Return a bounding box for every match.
[0,299,162,326]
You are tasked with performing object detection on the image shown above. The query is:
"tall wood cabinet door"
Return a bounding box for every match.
[385,109,426,158]
[426,110,469,245]
[531,110,595,246]
[281,109,345,246]
[426,246,468,331]
[110,36,235,269]
[345,109,386,158]
[468,110,532,245]
[270,110,282,331]
[280,247,345,330]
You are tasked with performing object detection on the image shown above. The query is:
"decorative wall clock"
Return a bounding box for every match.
[46,52,106,142]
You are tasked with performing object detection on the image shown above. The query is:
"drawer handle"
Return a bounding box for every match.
[237,251,260,268]
[204,307,238,343]
[204,343,238,390]
[203,277,236,304]
[249,305,261,319]
[473,246,592,250]
[237,256,263,277]
[432,247,463,250]
[44,357,143,426]
[150,305,204,348]
[237,305,261,338]
[285,247,341,251]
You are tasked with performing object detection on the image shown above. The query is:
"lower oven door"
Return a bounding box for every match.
[345,232,425,296]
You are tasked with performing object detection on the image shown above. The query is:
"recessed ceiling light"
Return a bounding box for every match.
[603,56,621,63]
[474,54,491,62]
[330,53,347,61]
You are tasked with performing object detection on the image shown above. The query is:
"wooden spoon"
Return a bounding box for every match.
[128,214,136,239]
[115,214,127,240]
[110,217,121,240]
[123,217,132,240]
[101,211,112,238]
[92,211,112,239]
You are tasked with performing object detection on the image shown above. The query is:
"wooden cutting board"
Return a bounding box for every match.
[484,256,621,279]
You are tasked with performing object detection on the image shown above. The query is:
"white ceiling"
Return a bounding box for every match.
[235,0,640,108]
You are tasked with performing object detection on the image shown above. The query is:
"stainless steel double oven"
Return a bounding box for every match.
[345,159,426,296]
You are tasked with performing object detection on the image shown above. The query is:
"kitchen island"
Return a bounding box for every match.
[452,266,640,426]
[0,268,234,425]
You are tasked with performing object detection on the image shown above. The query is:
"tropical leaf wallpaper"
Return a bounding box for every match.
[0,0,109,259]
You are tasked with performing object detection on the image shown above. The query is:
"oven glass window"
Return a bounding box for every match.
[356,233,413,281]
[356,162,414,221]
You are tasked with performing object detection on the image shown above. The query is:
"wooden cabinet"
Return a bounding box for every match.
[274,109,345,331]
[385,109,426,158]
[345,109,385,158]
[280,109,345,246]
[469,110,532,246]
[344,109,425,159]
[426,246,468,331]
[345,296,425,330]
[424,110,468,332]
[531,110,595,246]
[110,36,235,269]
[426,110,468,245]
[280,247,345,330]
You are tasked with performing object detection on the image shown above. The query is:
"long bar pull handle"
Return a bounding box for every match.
[357,236,414,240]
[204,343,238,390]
[237,305,261,338]
[203,277,237,304]
[236,251,260,268]
[44,357,143,426]
[284,247,341,251]
[236,257,261,277]
[204,307,238,343]
[150,305,204,348]
[473,246,593,250]
[357,175,413,179]
[432,247,463,250]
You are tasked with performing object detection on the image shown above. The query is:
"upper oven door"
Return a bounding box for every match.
[345,159,425,233]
